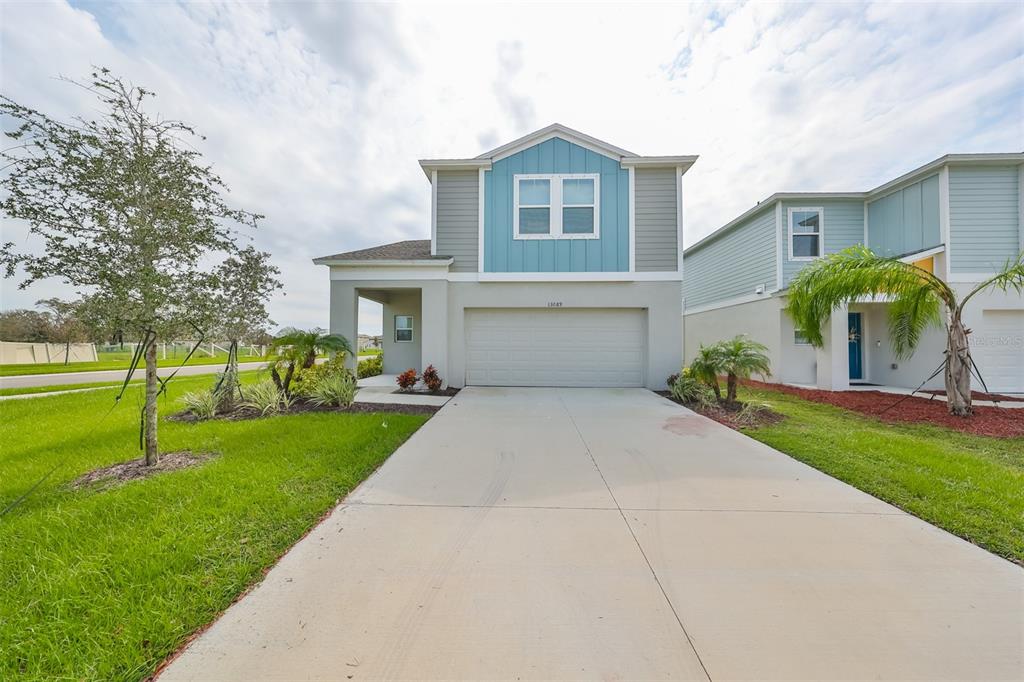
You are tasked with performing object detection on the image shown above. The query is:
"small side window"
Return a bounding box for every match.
[794,329,811,346]
[395,315,414,343]
[789,208,822,260]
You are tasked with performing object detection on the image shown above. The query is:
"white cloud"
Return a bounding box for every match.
[2,1,1021,336]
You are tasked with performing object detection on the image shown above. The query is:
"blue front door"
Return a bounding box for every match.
[848,312,863,381]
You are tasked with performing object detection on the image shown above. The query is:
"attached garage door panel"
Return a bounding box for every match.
[465,308,645,387]
[973,310,1024,393]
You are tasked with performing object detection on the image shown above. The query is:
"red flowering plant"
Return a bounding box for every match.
[421,365,443,392]
[396,368,418,392]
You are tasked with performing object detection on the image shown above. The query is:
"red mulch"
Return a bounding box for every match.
[744,380,1024,438]
[920,389,1024,403]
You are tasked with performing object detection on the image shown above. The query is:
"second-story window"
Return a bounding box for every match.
[789,207,823,260]
[514,174,600,239]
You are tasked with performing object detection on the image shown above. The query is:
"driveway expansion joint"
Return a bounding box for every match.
[557,393,714,682]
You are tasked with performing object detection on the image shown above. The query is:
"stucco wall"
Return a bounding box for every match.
[382,290,422,374]
[683,297,783,383]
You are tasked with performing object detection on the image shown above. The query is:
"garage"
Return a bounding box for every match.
[973,309,1024,393]
[465,308,646,387]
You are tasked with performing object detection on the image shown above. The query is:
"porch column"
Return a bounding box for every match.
[816,305,850,391]
[419,280,449,387]
[330,279,359,374]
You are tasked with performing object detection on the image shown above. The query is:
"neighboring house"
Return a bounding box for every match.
[314,124,696,389]
[357,334,382,351]
[683,153,1024,394]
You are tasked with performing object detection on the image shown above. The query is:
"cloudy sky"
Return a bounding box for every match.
[2,1,1022,335]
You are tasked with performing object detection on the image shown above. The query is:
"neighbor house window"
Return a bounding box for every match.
[395,315,413,343]
[794,329,811,345]
[514,174,599,239]
[789,207,823,260]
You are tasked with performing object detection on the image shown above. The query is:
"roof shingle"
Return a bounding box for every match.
[314,239,449,263]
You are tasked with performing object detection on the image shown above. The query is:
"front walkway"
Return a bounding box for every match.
[160,388,1023,680]
[785,381,1024,408]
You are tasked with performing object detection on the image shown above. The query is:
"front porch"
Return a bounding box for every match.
[330,279,450,386]
[804,302,948,392]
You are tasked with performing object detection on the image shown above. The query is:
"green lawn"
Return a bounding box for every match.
[358,348,382,356]
[0,350,269,377]
[0,373,429,681]
[737,385,1024,565]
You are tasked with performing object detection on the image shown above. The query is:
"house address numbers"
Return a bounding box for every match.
[547,301,563,307]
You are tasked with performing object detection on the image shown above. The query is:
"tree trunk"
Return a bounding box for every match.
[144,339,159,465]
[64,337,71,365]
[726,374,738,403]
[709,377,722,402]
[944,314,973,417]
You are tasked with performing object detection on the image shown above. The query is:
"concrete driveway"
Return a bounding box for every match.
[161,388,1023,681]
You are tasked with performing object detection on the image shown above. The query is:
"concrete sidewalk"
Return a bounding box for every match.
[0,360,272,390]
[160,387,1023,681]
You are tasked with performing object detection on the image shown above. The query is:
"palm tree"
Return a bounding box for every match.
[787,245,1024,416]
[269,327,352,396]
[689,343,725,401]
[717,335,772,403]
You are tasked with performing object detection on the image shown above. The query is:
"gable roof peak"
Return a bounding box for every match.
[474,123,638,161]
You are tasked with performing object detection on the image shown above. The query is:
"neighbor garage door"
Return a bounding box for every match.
[973,309,1024,393]
[465,308,645,387]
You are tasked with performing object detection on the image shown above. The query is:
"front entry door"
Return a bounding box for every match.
[848,312,863,381]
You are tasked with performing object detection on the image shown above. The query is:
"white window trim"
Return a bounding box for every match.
[513,173,600,240]
[394,315,414,343]
[788,206,824,261]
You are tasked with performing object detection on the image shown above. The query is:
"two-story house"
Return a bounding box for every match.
[315,124,695,389]
[683,153,1024,394]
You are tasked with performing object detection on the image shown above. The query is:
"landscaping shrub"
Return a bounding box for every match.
[670,373,715,408]
[243,380,287,415]
[718,335,771,402]
[293,354,350,397]
[666,372,680,388]
[358,354,383,379]
[181,389,218,420]
[690,343,725,401]
[396,368,418,391]
[421,364,442,392]
[309,372,357,408]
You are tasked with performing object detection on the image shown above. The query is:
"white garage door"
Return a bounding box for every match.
[973,310,1024,393]
[465,308,646,387]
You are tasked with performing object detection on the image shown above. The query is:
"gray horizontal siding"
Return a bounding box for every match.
[782,199,865,286]
[435,170,479,272]
[949,165,1021,273]
[634,168,678,272]
[684,206,776,309]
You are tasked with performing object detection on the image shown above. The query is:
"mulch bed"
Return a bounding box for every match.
[920,389,1024,403]
[656,391,786,431]
[69,451,214,490]
[744,379,1024,438]
[391,387,461,397]
[171,400,441,423]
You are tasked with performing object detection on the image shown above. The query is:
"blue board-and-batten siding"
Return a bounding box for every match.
[866,174,941,259]
[483,137,629,272]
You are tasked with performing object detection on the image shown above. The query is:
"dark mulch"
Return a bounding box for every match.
[69,451,214,490]
[171,400,440,423]
[656,391,786,431]
[920,389,1024,403]
[744,379,1024,439]
[391,387,461,397]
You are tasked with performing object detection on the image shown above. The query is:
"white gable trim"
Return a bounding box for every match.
[478,123,636,163]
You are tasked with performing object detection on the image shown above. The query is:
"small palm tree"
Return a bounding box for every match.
[689,343,725,401]
[787,245,1024,417]
[718,335,772,403]
[269,327,352,396]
